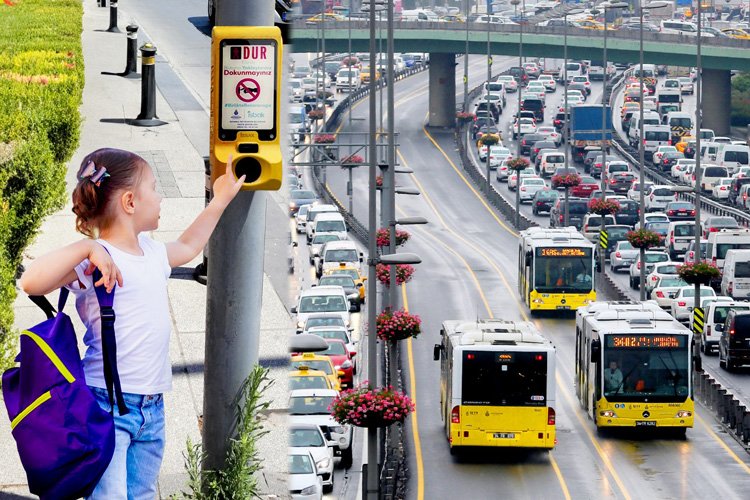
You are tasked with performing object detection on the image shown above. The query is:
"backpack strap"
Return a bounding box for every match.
[92,268,129,416]
[28,294,57,320]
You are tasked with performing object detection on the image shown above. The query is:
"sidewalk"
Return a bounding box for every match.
[0,3,289,498]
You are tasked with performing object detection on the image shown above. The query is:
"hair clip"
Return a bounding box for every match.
[79,161,110,187]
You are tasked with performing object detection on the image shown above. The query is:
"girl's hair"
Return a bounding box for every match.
[72,148,149,238]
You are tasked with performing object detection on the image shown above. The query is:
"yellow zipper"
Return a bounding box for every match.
[11,391,52,430]
[21,330,76,383]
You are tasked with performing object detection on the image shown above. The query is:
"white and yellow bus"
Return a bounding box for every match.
[518,227,597,312]
[434,319,556,453]
[575,301,699,434]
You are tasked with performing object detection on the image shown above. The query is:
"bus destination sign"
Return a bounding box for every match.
[607,335,686,349]
[538,247,589,258]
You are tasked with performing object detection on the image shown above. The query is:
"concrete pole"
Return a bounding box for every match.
[563,13,570,227]
[387,0,398,310]
[638,5,646,301]
[464,0,470,111]
[202,0,273,473]
[701,69,731,136]
[695,0,703,316]
[487,17,492,196]
[600,7,608,277]
[516,1,524,229]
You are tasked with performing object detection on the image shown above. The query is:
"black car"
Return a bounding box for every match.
[520,97,544,122]
[665,201,695,221]
[531,189,559,215]
[550,197,589,229]
[614,199,639,227]
[508,66,529,86]
[601,224,632,258]
[659,151,685,172]
[530,141,557,164]
[719,311,750,370]
[583,148,603,170]
[729,177,750,205]
[475,101,501,122]
[590,154,618,178]
[609,172,636,194]
[520,133,545,156]
[553,111,569,132]
[472,117,496,139]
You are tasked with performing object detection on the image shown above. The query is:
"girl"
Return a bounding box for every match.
[19,148,245,499]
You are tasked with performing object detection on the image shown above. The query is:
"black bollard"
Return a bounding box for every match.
[102,24,139,78]
[193,157,211,285]
[106,1,121,33]
[131,43,167,127]
[98,0,107,7]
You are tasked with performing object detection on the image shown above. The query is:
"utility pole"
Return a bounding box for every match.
[202,0,274,473]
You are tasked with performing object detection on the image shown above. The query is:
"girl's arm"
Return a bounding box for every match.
[20,240,123,296]
[166,159,245,268]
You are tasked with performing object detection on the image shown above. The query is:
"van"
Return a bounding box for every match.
[716,145,750,175]
[628,111,661,146]
[665,111,693,144]
[484,81,507,106]
[698,165,729,192]
[721,249,750,299]
[288,104,310,143]
[521,97,544,122]
[311,212,348,242]
[564,62,584,81]
[700,301,750,354]
[701,142,722,163]
[666,221,698,258]
[615,199,639,227]
[400,9,440,21]
[644,184,676,212]
[305,204,341,242]
[642,125,672,160]
[630,64,656,79]
[335,68,360,92]
[719,310,750,370]
[656,88,682,106]
[316,240,363,277]
[660,20,699,35]
[549,197,589,229]
[582,213,617,241]
[657,103,681,120]
[540,151,565,178]
[707,228,750,271]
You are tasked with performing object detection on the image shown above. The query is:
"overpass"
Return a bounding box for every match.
[293,21,750,132]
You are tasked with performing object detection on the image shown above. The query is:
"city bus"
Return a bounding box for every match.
[575,301,699,434]
[518,227,597,312]
[433,319,556,453]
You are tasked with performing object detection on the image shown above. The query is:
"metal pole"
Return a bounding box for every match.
[348,0,353,127]
[202,0,272,473]
[487,15,492,196]
[563,12,570,227]
[695,0,703,312]
[600,6,608,275]
[515,0,524,228]
[638,3,647,301]
[387,0,397,310]
[464,0,470,111]
[349,167,354,213]
[367,3,380,499]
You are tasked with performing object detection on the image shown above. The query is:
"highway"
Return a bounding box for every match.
[326,54,750,499]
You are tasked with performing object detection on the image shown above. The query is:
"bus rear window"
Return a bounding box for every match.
[461,351,547,406]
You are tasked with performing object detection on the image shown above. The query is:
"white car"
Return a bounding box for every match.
[670,286,717,322]
[289,424,335,493]
[635,212,671,230]
[712,178,733,199]
[671,159,695,179]
[628,180,653,202]
[650,276,688,308]
[289,450,323,500]
[652,146,678,167]
[308,234,343,264]
[536,126,562,146]
[497,75,518,92]
[645,261,681,296]
[478,143,490,162]
[296,205,311,234]
[677,76,694,94]
[510,118,537,139]
[289,389,354,468]
[289,78,304,102]
[629,251,670,289]
[508,168,538,190]
[732,166,750,179]
[537,74,557,92]
[488,146,512,170]
[495,159,511,182]
[644,185,677,213]
[570,75,591,94]
[519,177,547,202]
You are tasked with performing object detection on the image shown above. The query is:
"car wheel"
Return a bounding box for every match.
[629,276,636,289]
[340,445,353,469]
[323,475,334,493]
[532,207,538,216]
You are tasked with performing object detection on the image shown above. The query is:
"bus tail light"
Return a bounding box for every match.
[675,410,692,418]
[547,407,556,426]
[451,406,460,424]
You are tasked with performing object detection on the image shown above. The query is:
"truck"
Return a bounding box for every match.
[570,105,613,163]
[540,58,565,80]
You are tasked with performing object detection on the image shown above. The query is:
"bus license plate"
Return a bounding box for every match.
[636,421,656,427]
[493,433,515,439]
[557,306,571,310]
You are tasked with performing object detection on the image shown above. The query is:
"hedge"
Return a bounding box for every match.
[0,0,84,372]
[731,72,750,128]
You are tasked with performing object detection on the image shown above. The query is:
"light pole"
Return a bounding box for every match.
[486,2,492,196]
[511,0,524,229]
[562,8,584,226]
[638,1,669,300]
[464,0,470,111]
[694,0,704,318]
[348,0,353,127]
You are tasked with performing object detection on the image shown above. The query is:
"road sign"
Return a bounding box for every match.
[693,306,705,335]
[599,229,608,249]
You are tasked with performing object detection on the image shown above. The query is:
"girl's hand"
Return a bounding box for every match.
[212,155,246,208]
[85,242,123,293]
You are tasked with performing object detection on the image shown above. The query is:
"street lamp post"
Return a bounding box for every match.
[511,0,524,229]
[562,8,584,226]
[464,0,470,111]
[486,3,492,196]
[695,0,704,319]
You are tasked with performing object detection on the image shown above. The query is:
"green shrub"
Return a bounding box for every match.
[731,73,750,127]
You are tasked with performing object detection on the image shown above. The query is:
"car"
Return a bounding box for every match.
[608,172,636,195]
[614,199,639,227]
[719,311,750,370]
[650,276,689,308]
[567,82,588,101]
[289,367,334,391]
[488,146,513,170]
[665,201,695,221]
[676,77,694,95]
[325,264,366,302]
[308,233,342,265]
[629,251,670,289]
[316,240,363,277]
[711,178,733,199]
[290,351,342,390]
[291,286,353,332]
[635,212,670,230]
[496,75,518,93]
[290,190,318,216]
[318,338,355,388]
[472,116,497,140]
[495,159,511,182]
[683,239,708,265]
[581,213,617,242]
[508,66,529,86]
[510,117,537,139]
[628,180,653,202]
[549,197,589,229]
[305,204,340,242]
[645,261,681,296]
[670,285,717,323]
[296,205,311,234]
[644,185,677,213]
[610,240,639,272]
[519,177,547,202]
[529,140,557,164]
[658,151,685,172]
[589,189,618,202]
[289,424,335,493]
[590,154,618,178]
[474,98,502,121]
[531,189,559,215]
[537,74,557,92]
[570,175,599,198]
[600,224,631,259]
[508,168,538,191]
[569,75,591,94]
[523,62,541,78]
[652,146,678,167]
[288,450,323,500]
[520,133,545,156]
[702,216,741,238]
[671,159,695,180]
[701,301,750,354]
[644,221,670,248]
[311,213,348,245]
[317,274,363,311]
[539,150,565,178]
[303,326,358,371]
[535,126,562,147]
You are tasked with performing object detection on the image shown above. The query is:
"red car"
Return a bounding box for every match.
[571,175,599,197]
[320,339,354,388]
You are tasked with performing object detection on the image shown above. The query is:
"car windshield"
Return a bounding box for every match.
[324,249,358,262]
[289,375,329,390]
[313,234,340,244]
[288,395,335,415]
[644,253,669,263]
[289,428,325,447]
[321,342,347,356]
[618,241,635,250]
[316,221,346,232]
[658,278,687,287]
[309,329,349,343]
[319,276,355,288]
[714,305,750,323]
[306,317,345,328]
[291,360,333,375]
[291,190,316,201]
[299,295,347,313]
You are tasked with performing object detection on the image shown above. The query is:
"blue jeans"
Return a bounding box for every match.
[87,387,166,500]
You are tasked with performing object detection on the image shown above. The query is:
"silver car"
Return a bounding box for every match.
[610,240,639,272]
[649,276,688,308]
[308,234,342,265]
[645,261,681,295]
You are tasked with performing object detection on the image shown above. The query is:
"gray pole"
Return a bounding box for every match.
[600,6,608,276]
[464,0,469,111]
[387,0,397,310]
[515,0,524,229]
[563,12,570,227]
[638,3,646,301]
[486,11,491,197]
[367,4,380,500]
[695,0,703,313]
[202,0,272,473]
[349,0,353,127]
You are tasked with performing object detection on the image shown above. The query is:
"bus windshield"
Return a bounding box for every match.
[461,351,547,406]
[603,335,689,402]
[534,247,593,293]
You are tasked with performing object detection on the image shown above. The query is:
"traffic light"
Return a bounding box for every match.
[210,26,283,190]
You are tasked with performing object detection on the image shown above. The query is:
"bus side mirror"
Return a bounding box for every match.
[433,344,442,361]
[525,251,532,266]
[591,339,601,363]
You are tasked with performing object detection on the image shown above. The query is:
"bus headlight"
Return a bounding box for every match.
[600,410,617,418]
[532,298,544,304]
[675,410,692,418]
[583,299,593,305]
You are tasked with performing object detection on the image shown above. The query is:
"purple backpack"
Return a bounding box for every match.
[2,270,128,500]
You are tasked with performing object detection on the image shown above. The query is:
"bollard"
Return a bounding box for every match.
[711,382,721,411]
[102,24,139,78]
[98,0,107,7]
[743,411,750,445]
[723,393,733,425]
[131,43,167,127]
[728,398,738,429]
[734,403,745,434]
[718,389,728,423]
[107,0,121,33]
[194,157,211,285]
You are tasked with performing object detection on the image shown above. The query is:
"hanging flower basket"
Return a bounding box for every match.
[678,261,721,285]
[478,133,501,146]
[552,173,581,189]
[307,109,325,121]
[376,309,422,341]
[588,198,621,216]
[342,154,365,165]
[456,111,476,124]
[626,229,661,250]
[314,134,336,144]
[507,157,530,172]
[341,56,360,68]
[376,228,411,248]
[329,384,415,428]
[376,263,415,287]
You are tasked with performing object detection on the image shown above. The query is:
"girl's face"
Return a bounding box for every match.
[135,166,163,231]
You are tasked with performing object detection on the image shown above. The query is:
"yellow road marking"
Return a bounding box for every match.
[402,286,425,500]
[549,454,573,500]
[696,413,750,475]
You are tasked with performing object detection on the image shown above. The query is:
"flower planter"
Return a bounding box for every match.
[678,262,720,285]
[376,309,421,341]
[627,229,661,250]
[376,263,415,287]
[588,198,621,216]
[330,385,415,428]
[552,173,581,189]
[507,157,530,172]
[376,228,410,248]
